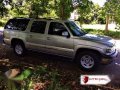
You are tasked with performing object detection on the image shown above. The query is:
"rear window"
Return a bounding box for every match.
[4,18,30,31]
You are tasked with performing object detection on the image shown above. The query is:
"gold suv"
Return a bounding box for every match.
[3,18,118,71]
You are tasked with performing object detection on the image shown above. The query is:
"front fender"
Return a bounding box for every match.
[74,44,104,56]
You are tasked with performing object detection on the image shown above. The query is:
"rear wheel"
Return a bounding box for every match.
[76,51,100,71]
[13,42,26,56]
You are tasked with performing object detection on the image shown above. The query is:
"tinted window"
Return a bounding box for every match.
[65,21,86,36]
[4,19,30,31]
[48,22,67,36]
[30,21,46,34]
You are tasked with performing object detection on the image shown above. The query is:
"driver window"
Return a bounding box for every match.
[48,22,68,36]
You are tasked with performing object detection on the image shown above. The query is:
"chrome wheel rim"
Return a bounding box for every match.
[15,44,23,55]
[80,55,94,69]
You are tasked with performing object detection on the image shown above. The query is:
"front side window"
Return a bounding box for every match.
[48,22,68,36]
[30,21,46,34]
[4,19,30,31]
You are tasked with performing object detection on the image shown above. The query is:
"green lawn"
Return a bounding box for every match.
[82,24,117,31]
[84,29,120,39]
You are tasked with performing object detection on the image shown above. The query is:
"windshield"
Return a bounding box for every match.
[65,21,86,36]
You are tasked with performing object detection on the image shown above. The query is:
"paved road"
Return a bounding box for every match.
[92,40,120,85]
[0,31,120,86]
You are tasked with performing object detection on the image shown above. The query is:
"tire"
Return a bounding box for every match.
[13,42,26,56]
[76,51,100,71]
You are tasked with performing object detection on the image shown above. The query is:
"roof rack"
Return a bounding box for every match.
[35,17,61,20]
[13,17,31,19]
[13,17,62,20]
[35,17,53,20]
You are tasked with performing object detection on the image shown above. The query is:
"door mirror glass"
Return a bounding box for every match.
[62,31,70,38]
[54,28,61,32]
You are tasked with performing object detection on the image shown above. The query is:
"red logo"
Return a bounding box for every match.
[83,76,89,83]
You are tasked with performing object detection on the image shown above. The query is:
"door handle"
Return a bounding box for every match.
[47,37,50,40]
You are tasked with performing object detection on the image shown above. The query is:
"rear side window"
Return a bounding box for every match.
[30,21,46,34]
[4,19,30,31]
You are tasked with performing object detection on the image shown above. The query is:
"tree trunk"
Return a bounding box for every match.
[61,6,64,20]
[105,14,109,31]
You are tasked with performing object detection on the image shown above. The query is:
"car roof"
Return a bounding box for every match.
[12,17,72,22]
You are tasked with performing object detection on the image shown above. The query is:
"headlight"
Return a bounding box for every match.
[106,49,112,53]
[105,48,115,55]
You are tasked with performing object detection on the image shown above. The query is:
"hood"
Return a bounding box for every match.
[81,34,115,47]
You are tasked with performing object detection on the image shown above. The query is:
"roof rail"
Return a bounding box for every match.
[35,17,53,20]
[35,17,62,20]
[13,17,30,19]
[13,17,62,20]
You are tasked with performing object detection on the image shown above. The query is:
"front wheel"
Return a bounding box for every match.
[13,42,26,56]
[76,51,100,71]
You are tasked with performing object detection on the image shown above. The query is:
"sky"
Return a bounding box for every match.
[91,0,106,7]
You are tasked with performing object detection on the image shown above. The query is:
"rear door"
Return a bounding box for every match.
[26,20,47,51]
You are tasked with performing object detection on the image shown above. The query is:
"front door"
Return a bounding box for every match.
[46,22,74,58]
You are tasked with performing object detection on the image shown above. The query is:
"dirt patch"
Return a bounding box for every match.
[0,44,120,90]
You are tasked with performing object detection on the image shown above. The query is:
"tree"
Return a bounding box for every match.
[5,0,51,18]
[104,0,120,31]
[54,0,74,20]
[8,0,28,17]
[77,0,93,25]
[0,0,10,17]
[28,0,50,18]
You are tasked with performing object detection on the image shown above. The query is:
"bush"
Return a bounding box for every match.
[0,18,8,27]
[0,66,70,90]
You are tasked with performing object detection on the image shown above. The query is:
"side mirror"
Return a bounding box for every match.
[54,28,60,31]
[62,31,70,38]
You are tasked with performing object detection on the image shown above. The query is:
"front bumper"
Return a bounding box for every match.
[101,49,118,64]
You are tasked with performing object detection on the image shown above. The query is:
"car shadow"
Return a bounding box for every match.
[1,44,120,87]
[2,46,86,74]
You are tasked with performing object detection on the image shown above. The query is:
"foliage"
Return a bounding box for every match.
[84,29,120,39]
[54,0,74,20]
[0,18,10,27]
[0,0,75,19]
[8,0,50,18]
[0,66,70,90]
[1,0,120,32]
[0,0,10,17]
[77,0,93,24]
[28,0,50,18]
[91,4,106,24]
[0,72,9,90]
[77,3,106,24]
[104,0,120,24]
[30,66,70,90]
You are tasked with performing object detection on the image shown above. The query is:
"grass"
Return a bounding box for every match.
[84,29,120,39]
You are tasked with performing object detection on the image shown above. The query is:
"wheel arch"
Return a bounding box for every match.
[11,38,25,47]
[74,48,102,61]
